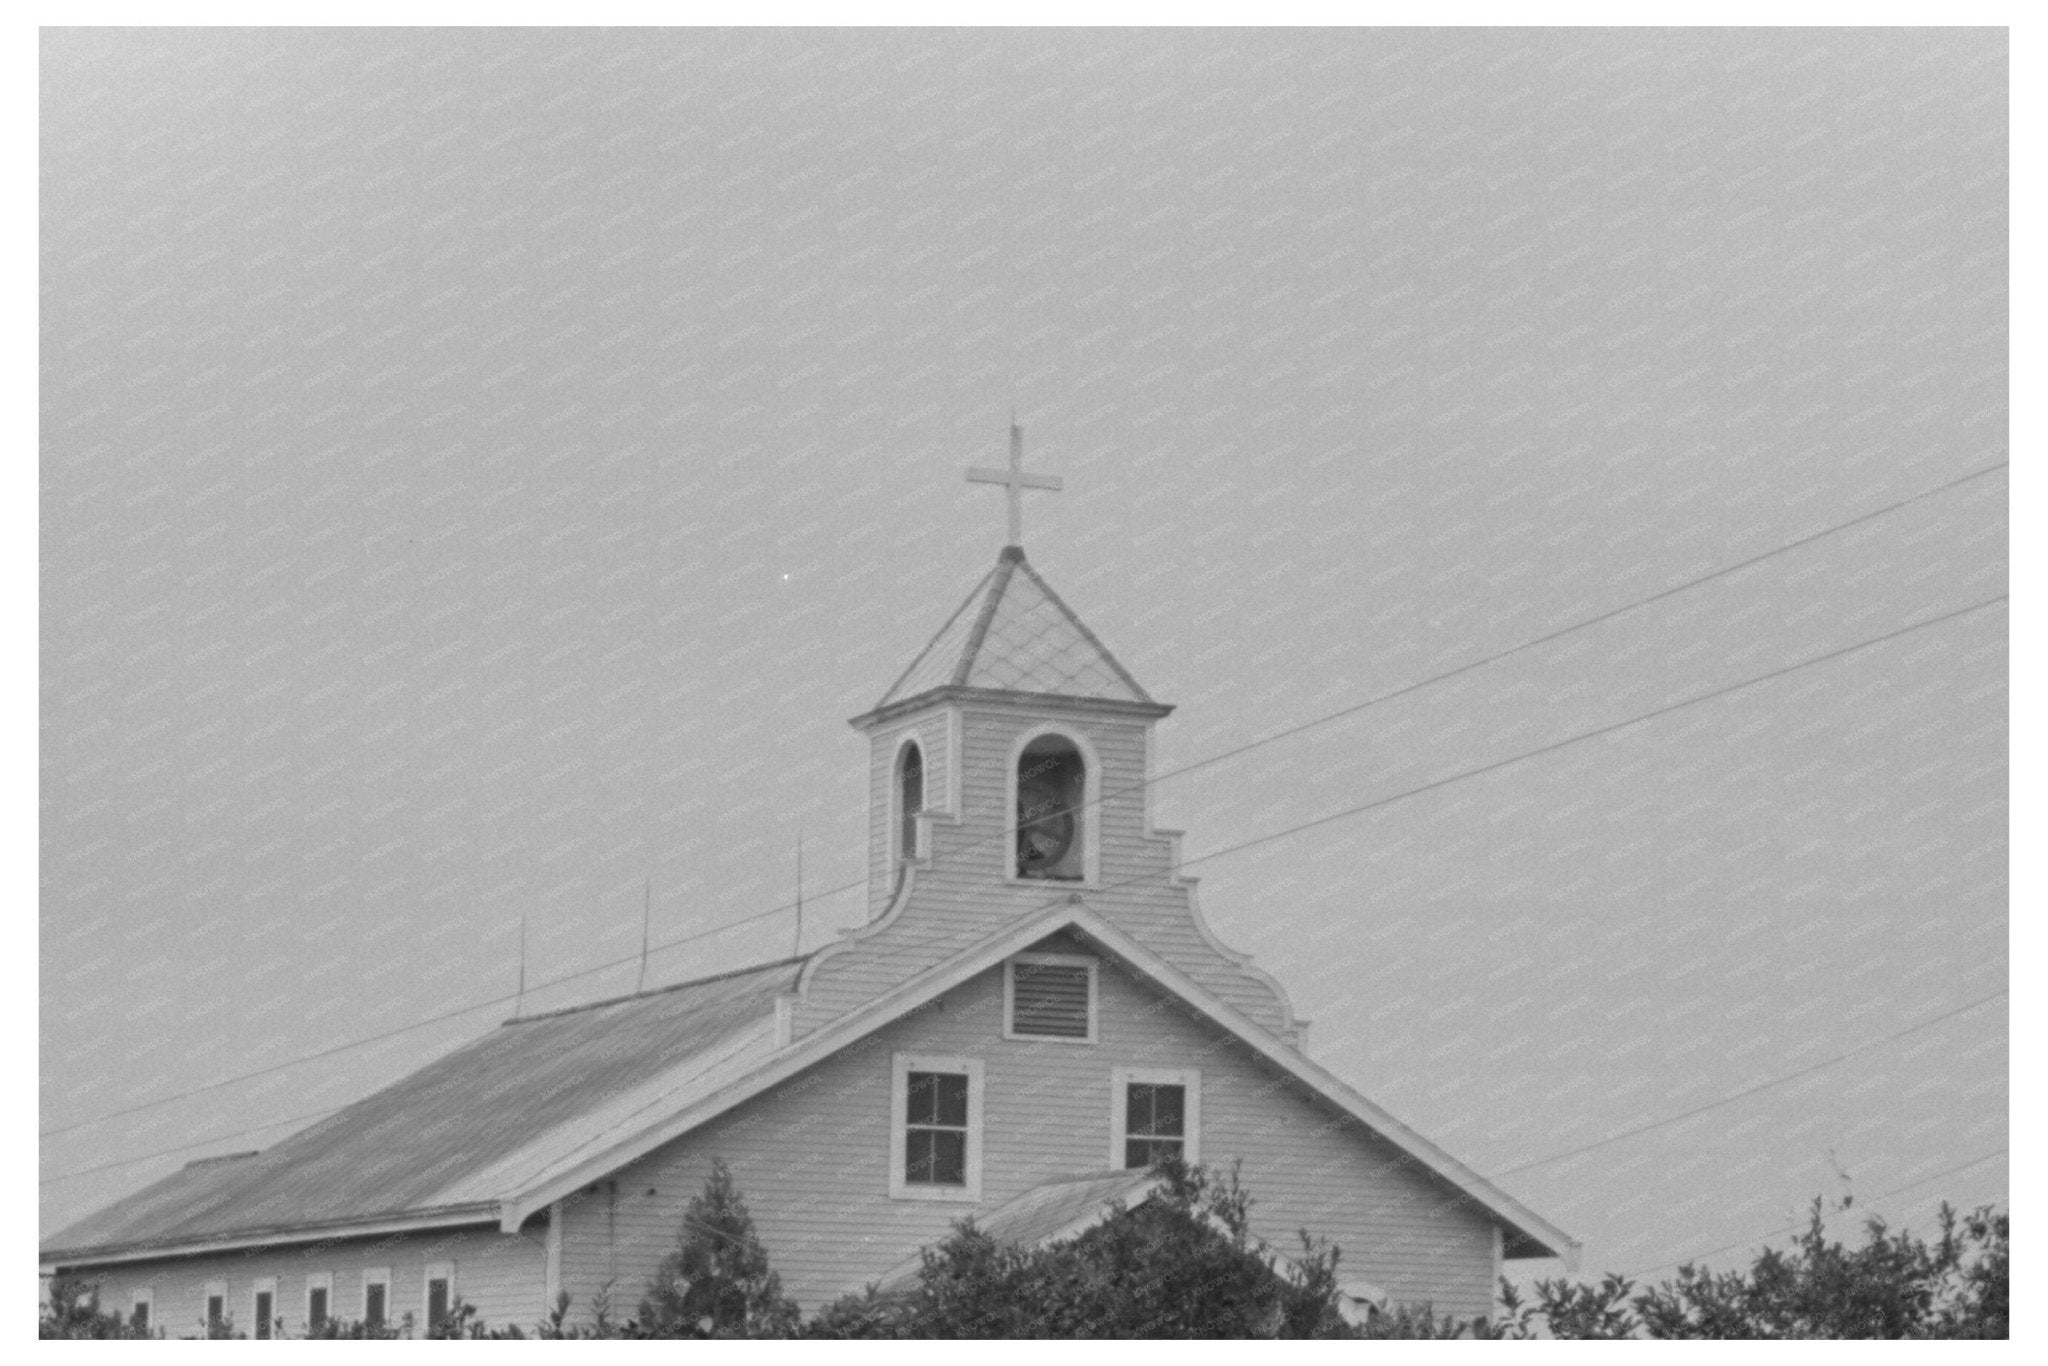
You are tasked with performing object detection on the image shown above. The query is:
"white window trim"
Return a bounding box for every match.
[893,734,926,865]
[362,1266,391,1326]
[889,1052,984,1202]
[423,1261,455,1329]
[1110,1066,1202,1169]
[203,1279,227,1327]
[250,1276,278,1339]
[1003,723,1102,888]
[1003,952,1099,1044]
[304,1271,332,1331]
[129,1286,153,1331]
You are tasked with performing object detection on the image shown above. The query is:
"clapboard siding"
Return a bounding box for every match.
[559,940,1497,1323]
[865,709,952,921]
[63,1223,546,1338]
[819,703,1296,1042]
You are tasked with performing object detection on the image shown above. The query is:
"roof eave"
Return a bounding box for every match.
[40,1201,502,1273]
[850,685,1173,731]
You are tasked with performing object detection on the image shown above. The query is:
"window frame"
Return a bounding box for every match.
[250,1276,277,1340]
[1002,952,1099,1044]
[129,1286,153,1334]
[423,1261,454,1334]
[889,1052,984,1202]
[895,736,925,865]
[1110,1066,1202,1170]
[304,1271,332,1333]
[1004,724,1101,887]
[204,1280,226,1332]
[361,1266,391,1329]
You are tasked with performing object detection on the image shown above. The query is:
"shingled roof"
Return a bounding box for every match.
[42,958,805,1264]
[875,546,1154,710]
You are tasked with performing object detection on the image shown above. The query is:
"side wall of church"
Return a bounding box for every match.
[558,947,1498,1324]
[60,1222,546,1338]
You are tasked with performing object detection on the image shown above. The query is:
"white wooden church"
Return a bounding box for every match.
[42,432,1576,1336]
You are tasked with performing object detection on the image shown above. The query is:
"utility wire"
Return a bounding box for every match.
[1497,989,2008,1177]
[41,1107,347,1185]
[41,593,2005,1151]
[38,468,2005,1147]
[1621,1147,2009,1279]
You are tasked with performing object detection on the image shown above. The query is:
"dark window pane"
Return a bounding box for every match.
[365,1283,385,1327]
[907,1071,968,1128]
[934,1073,969,1128]
[133,1302,150,1330]
[427,1278,450,1328]
[906,1127,968,1185]
[1128,1083,1184,1137]
[254,1292,273,1339]
[309,1287,328,1327]
[206,1296,224,1325]
[906,1072,939,1126]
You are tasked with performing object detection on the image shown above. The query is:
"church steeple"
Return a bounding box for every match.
[866,544,1160,718]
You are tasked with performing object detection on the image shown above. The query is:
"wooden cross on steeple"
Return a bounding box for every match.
[966,418,1061,547]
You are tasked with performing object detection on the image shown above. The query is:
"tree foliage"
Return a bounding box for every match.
[38,1166,2006,1340]
[636,1157,801,1338]
[808,1157,1361,1338]
[1488,1198,2008,1340]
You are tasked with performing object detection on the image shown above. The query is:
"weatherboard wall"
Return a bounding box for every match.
[825,701,1296,1041]
[60,1223,545,1339]
[557,943,1497,1322]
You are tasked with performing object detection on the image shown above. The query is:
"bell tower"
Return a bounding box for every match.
[796,422,1299,1047]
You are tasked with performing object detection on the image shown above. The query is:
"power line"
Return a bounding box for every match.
[42,593,2004,1156]
[41,1107,347,1186]
[1497,990,2008,1177]
[1621,1147,2009,1279]
[38,469,2004,1148]
[1169,595,2005,875]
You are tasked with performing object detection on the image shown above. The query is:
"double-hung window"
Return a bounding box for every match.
[129,1288,152,1334]
[1111,1067,1201,1169]
[204,1281,226,1333]
[890,1053,983,1201]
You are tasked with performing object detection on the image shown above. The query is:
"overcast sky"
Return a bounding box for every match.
[41,27,2005,1284]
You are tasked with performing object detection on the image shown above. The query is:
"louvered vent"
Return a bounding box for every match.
[1011,961,1091,1039]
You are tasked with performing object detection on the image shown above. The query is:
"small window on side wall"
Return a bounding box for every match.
[251,1278,276,1340]
[306,1273,332,1333]
[424,1263,453,1334]
[129,1288,153,1334]
[362,1268,390,1329]
[204,1281,226,1333]
[1112,1067,1201,1170]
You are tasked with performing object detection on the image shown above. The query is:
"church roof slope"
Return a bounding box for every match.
[874,546,1155,711]
[41,957,805,1264]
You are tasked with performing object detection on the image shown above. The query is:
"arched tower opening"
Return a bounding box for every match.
[1016,732,1085,881]
[896,740,924,864]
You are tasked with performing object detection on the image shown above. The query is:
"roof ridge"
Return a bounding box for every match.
[949,547,1021,686]
[502,954,809,1027]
